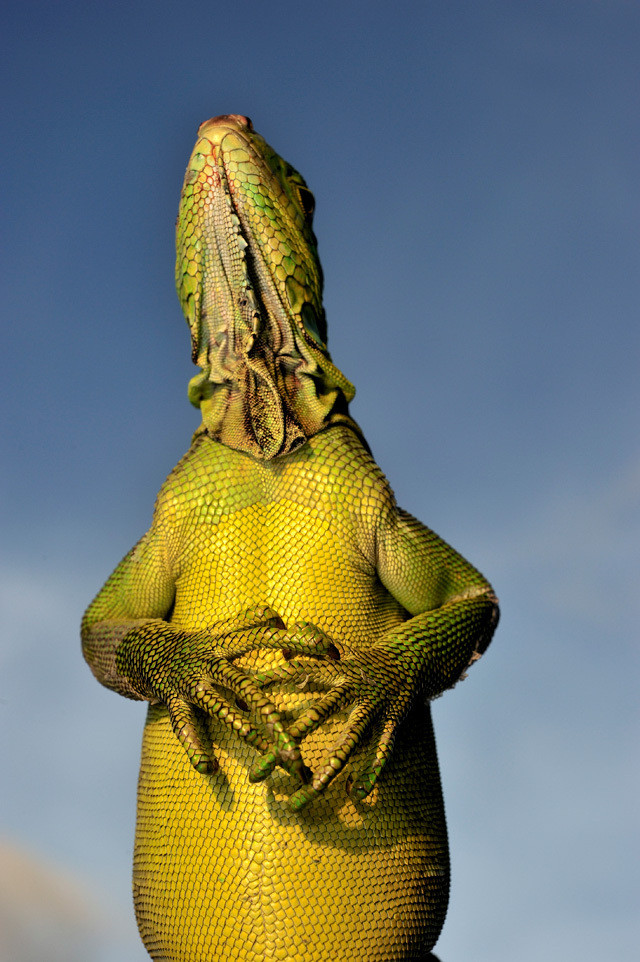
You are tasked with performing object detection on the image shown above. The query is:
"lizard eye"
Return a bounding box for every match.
[296,186,315,223]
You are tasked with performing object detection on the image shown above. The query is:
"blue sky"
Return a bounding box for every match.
[1,1,638,959]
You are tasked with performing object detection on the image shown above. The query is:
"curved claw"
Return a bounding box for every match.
[206,658,280,723]
[251,658,334,689]
[282,622,340,661]
[194,659,304,774]
[242,605,286,629]
[287,700,380,810]
[348,715,397,800]
[250,749,313,787]
[288,681,354,741]
[289,783,320,811]
[215,605,286,634]
[252,660,306,688]
[214,617,339,663]
[249,749,279,782]
[190,682,270,750]
[166,696,219,775]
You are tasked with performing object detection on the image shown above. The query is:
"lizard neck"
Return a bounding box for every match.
[188,346,357,459]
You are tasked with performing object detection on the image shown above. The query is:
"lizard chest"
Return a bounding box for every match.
[169,496,401,646]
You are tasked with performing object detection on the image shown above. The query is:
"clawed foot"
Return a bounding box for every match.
[117,605,339,781]
[122,606,417,810]
[249,642,416,810]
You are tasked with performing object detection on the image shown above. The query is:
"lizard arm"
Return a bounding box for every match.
[81,527,175,698]
[254,507,498,808]
[82,522,336,778]
[376,506,499,690]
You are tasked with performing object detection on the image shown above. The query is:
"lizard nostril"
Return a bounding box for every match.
[199,114,253,134]
[227,114,253,129]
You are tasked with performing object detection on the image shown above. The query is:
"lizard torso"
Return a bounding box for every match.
[134,427,448,961]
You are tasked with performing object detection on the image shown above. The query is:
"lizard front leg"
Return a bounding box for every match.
[252,590,497,807]
[115,606,338,778]
[251,507,499,808]
[82,530,337,781]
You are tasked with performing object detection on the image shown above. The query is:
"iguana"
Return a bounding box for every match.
[82,114,498,962]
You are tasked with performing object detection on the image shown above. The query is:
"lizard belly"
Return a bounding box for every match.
[133,499,449,960]
[134,702,448,962]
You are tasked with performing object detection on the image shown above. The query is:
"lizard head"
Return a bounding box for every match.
[176,114,355,459]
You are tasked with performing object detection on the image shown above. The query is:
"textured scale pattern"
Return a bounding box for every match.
[82,115,498,962]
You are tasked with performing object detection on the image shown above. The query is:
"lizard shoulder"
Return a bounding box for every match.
[305,426,397,511]
[153,434,256,523]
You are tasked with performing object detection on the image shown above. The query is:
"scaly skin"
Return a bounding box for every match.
[82,115,498,962]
